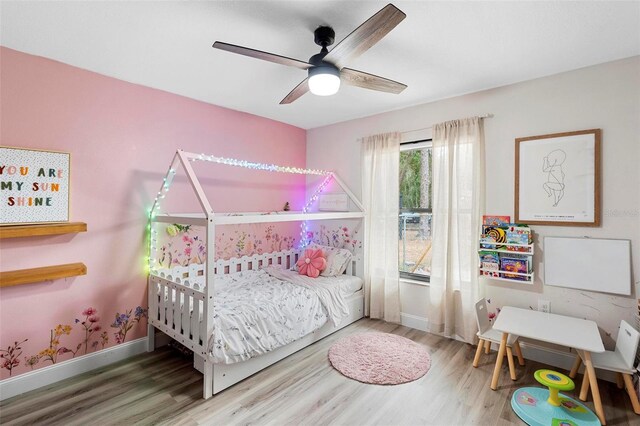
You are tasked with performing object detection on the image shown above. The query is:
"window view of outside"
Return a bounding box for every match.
[399,145,432,278]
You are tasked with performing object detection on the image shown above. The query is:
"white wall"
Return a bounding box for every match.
[307,56,640,347]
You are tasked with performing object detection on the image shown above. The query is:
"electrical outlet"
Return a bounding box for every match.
[538,300,550,313]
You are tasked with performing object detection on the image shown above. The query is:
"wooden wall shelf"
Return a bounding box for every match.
[0,263,87,287]
[0,222,87,239]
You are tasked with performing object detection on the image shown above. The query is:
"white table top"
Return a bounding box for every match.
[493,306,605,353]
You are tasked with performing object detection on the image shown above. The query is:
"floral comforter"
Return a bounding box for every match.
[207,267,350,364]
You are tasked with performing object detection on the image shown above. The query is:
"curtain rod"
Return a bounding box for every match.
[400,113,493,135]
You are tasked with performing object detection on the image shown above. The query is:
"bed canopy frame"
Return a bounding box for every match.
[147,150,366,398]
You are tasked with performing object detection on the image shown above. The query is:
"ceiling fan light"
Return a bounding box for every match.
[308,66,341,96]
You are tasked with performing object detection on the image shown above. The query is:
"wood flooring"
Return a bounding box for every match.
[1,319,638,425]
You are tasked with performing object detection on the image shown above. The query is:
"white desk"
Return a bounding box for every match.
[491,307,606,424]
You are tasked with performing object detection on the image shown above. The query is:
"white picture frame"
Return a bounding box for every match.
[515,129,600,227]
[318,193,349,211]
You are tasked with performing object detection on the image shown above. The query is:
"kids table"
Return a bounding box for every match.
[490,306,606,424]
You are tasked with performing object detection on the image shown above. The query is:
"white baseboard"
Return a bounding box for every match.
[0,337,148,401]
[400,312,429,332]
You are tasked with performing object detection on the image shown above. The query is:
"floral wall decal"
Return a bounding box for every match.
[155,223,299,267]
[486,298,501,323]
[111,306,148,344]
[306,224,362,251]
[215,224,296,260]
[1,305,146,379]
[166,223,191,237]
[75,307,103,354]
[0,339,27,376]
[158,224,207,268]
[37,324,74,365]
[98,331,109,350]
[154,222,362,269]
[24,354,39,371]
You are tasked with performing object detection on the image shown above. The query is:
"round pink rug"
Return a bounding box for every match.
[328,332,431,385]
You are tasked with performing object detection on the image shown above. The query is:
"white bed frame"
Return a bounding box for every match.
[147,150,366,399]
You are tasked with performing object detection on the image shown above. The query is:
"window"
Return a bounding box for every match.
[399,140,432,280]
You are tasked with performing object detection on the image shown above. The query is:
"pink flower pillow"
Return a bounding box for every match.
[296,248,327,278]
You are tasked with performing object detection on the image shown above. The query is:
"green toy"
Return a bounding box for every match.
[511,369,600,426]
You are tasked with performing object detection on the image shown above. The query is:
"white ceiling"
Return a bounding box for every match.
[2,1,639,129]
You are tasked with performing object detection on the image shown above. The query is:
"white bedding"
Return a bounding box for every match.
[160,267,362,364]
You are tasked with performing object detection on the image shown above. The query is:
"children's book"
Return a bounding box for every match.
[506,233,530,250]
[483,215,511,226]
[479,251,499,264]
[479,251,500,277]
[480,235,497,249]
[500,254,530,280]
[506,224,532,244]
[481,262,499,277]
[482,226,507,249]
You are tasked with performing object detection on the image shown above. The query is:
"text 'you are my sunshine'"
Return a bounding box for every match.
[1,165,64,207]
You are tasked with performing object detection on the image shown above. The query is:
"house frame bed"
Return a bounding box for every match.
[147,150,366,399]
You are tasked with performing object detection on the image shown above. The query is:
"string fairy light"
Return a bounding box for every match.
[299,174,334,248]
[148,151,336,271]
[191,153,331,176]
[189,152,333,249]
[149,165,177,271]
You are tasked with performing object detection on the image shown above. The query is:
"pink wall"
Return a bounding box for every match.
[0,47,306,379]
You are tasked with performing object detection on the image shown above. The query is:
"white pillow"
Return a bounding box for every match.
[309,243,353,277]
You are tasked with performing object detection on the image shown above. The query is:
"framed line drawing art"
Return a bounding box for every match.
[515,129,600,227]
[0,146,71,225]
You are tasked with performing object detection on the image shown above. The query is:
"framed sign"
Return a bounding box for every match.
[0,146,71,225]
[515,129,600,226]
[318,193,349,211]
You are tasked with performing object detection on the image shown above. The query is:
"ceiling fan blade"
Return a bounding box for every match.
[213,41,312,70]
[279,78,310,104]
[341,68,407,94]
[324,4,406,69]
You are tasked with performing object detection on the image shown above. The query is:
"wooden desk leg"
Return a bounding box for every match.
[506,346,517,380]
[579,368,590,401]
[490,332,508,390]
[569,355,582,379]
[616,373,624,389]
[514,341,525,366]
[583,351,606,425]
[473,340,485,368]
[622,373,640,414]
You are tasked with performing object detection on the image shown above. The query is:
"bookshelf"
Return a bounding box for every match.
[0,263,87,287]
[0,222,87,287]
[0,222,87,239]
[478,241,535,284]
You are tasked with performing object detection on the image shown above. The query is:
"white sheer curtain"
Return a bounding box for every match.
[428,117,485,343]
[361,132,401,323]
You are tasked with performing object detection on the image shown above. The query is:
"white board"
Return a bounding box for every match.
[544,237,631,295]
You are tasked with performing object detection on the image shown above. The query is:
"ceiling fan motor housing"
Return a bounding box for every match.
[309,26,338,71]
[314,26,335,47]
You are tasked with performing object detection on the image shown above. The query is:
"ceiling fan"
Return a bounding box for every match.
[212,3,407,104]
